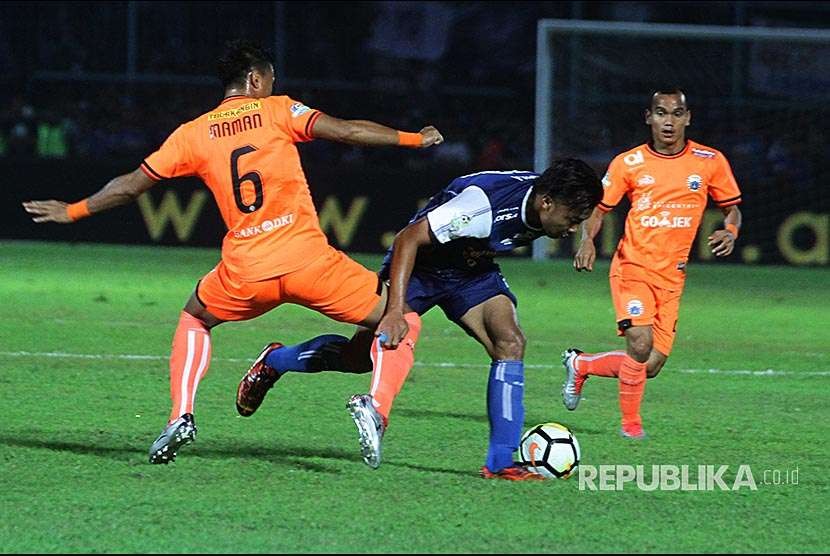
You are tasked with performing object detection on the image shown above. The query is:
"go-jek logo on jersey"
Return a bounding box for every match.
[627,299,644,317]
[687,174,703,192]
[623,150,645,167]
[640,211,693,229]
[638,174,655,186]
[290,103,312,118]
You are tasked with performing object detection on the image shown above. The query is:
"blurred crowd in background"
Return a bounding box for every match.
[0,0,827,191]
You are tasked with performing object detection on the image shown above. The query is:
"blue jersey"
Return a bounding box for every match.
[381,170,544,278]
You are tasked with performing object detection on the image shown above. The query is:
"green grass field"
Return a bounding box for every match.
[1,240,828,553]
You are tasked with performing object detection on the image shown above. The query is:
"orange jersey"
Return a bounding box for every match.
[141,95,329,281]
[599,140,742,289]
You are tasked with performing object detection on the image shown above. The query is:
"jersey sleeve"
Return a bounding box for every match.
[141,124,196,180]
[597,155,630,213]
[426,186,493,243]
[708,153,742,208]
[269,96,323,143]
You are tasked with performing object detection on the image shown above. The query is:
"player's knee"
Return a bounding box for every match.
[492,330,526,360]
[646,363,662,379]
[647,357,667,378]
[627,339,652,362]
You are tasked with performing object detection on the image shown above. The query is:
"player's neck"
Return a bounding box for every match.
[223,87,251,100]
[650,138,687,156]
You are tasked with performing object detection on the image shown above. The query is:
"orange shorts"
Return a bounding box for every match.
[196,245,381,324]
[609,275,683,356]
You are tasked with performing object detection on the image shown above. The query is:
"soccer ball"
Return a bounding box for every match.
[519,422,581,479]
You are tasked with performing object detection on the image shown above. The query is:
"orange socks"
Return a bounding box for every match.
[618,355,647,427]
[577,351,626,378]
[168,311,212,423]
[369,312,422,424]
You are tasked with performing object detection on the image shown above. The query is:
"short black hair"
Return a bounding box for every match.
[649,87,688,109]
[532,158,602,217]
[216,39,274,89]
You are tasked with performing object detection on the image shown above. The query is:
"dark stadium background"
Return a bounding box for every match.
[1,1,827,265]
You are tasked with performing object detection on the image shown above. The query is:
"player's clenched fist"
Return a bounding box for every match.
[418,126,444,147]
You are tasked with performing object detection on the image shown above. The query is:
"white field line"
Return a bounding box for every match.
[0,351,828,377]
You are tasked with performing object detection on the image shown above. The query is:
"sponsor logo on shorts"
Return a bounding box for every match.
[687,174,702,192]
[677,261,687,271]
[627,299,644,317]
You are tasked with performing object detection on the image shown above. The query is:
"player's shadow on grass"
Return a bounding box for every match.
[0,435,475,478]
[0,435,346,474]
[0,436,138,459]
[395,407,488,423]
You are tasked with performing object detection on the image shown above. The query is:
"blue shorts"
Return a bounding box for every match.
[403,269,517,324]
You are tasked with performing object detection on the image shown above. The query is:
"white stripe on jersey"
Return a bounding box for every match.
[426,185,493,243]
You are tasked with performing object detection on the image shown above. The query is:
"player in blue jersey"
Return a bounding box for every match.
[236,159,602,480]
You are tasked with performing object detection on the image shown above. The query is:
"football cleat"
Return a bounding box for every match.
[347,394,385,469]
[236,343,284,417]
[620,422,647,440]
[561,348,585,411]
[148,413,196,464]
[480,465,545,481]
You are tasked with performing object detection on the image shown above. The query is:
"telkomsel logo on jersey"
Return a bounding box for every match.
[640,211,693,229]
[208,101,262,121]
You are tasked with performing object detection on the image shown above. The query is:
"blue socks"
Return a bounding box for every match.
[485,360,525,472]
[265,334,348,374]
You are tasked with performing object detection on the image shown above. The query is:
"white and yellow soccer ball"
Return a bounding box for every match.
[519,422,581,479]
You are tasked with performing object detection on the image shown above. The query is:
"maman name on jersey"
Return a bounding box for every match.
[209,113,263,139]
[640,212,693,229]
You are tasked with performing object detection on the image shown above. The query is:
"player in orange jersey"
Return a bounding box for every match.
[560,88,743,439]
[23,39,443,464]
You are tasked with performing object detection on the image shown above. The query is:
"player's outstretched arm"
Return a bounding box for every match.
[574,207,606,272]
[708,205,742,257]
[311,113,443,149]
[23,168,157,224]
[377,218,432,348]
